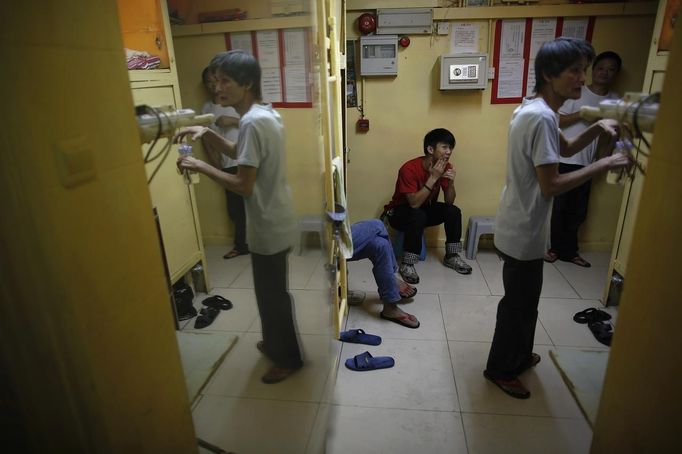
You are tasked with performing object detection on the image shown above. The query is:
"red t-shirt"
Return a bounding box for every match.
[385,156,452,210]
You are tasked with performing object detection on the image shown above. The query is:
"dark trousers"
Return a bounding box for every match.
[388,202,462,255]
[251,248,302,369]
[485,254,543,379]
[550,163,591,259]
[223,166,248,253]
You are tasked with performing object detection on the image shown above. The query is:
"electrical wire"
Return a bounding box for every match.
[146,108,178,185]
[142,105,163,163]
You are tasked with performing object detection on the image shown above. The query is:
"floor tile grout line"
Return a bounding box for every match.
[439,291,472,454]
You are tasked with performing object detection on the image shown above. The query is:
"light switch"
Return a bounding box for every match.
[54,136,96,188]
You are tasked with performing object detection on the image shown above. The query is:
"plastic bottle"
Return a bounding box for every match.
[606,139,631,185]
[178,143,199,184]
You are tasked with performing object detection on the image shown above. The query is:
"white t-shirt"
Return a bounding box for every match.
[494,97,561,260]
[559,86,619,166]
[202,101,240,168]
[237,104,297,255]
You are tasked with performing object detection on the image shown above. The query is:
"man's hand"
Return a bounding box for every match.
[173,126,209,144]
[443,167,455,181]
[604,150,635,171]
[597,119,620,145]
[429,157,447,179]
[177,155,206,173]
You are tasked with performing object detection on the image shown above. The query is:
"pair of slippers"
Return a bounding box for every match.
[194,295,233,329]
[339,329,395,371]
[573,308,613,346]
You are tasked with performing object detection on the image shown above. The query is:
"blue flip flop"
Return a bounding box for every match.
[345,351,395,371]
[339,329,382,346]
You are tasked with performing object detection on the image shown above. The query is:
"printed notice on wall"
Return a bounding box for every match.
[561,17,589,39]
[526,18,557,96]
[230,32,254,54]
[451,22,480,54]
[500,19,526,58]
[226,27,312,107]
[495,20,526,100]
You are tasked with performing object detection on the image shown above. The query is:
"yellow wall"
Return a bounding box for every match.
[346,11,654,249]
[172,32,324,245]
[0,1,197,452]
[592,25,681,452]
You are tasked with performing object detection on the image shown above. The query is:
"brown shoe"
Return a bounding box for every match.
[261,365,301,384]
[484,370,530,399]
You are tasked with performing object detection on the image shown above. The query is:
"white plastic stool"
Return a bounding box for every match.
[297,215,324,255]
[465,216,495,260]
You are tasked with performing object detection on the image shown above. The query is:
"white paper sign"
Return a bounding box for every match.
[451,22,480,54]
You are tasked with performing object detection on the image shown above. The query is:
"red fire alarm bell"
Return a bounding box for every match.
[357,118,369,132]
[358,13,376,35]
[399,36,411,48]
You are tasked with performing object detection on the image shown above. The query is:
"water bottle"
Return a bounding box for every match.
[606,139,631,185]
[178,143,199,184]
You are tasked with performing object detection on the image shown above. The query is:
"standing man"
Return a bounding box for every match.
[200,66,249,260]
[176,50,302,384]
[546,51,623,267]
[485,38,632,399]
[384,128,472,285]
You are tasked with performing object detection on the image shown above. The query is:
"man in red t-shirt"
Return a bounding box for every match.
[384,128,472,284]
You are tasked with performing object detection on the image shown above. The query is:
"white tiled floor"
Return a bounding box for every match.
[186,246,615,453]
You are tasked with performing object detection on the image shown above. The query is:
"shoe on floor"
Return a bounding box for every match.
[443,253,472,275]
[261,365,301,384]
[483,370,530,399]
[515,353,541,375]
[563,255,591,268]
[399,263,420,284]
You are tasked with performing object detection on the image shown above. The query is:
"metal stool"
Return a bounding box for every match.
[465,216,495,260]
[296,215,324,255]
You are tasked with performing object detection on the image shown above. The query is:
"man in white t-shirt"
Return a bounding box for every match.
[485,39,632,399]
[176,51,302,385]
[200,67,249,260]
[545,52,622,268]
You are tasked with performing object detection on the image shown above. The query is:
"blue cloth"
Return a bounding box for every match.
[349,220,400,304]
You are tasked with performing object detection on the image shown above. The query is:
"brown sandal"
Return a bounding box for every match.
[223,249,248,260]
[569,256,591,268]
[543,251,558,263]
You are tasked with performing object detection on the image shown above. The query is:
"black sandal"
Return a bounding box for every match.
[194,307,220,329]
[588,321,613,346]
[573,307,611,324]
[201,295,233,311]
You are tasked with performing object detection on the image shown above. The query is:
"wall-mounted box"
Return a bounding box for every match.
[360,35,398,76]
[377,8,433,35]
[439,54,488,90]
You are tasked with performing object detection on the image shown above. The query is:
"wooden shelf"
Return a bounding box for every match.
[345,2,657,19]
[432,2,657,20]
[171,15,313,37]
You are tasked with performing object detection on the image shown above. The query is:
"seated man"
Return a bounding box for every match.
[349,220,419,329]
[383,128,472,284]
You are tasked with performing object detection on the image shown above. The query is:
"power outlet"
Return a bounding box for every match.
[437,22,450,35]
[487,67,495,80]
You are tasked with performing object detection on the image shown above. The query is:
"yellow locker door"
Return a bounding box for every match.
[132,86,204,283]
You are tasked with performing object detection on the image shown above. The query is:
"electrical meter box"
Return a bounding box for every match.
[360,35,398,76]
[439,54,488,90]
